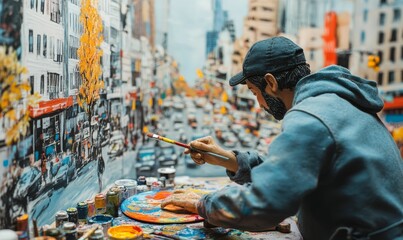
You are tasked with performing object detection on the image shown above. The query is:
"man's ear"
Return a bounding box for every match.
[264,73,278,94]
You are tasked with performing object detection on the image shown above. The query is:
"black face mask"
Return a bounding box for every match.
[262,91,287,120]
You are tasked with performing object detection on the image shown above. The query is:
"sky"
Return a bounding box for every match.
[162,0,248,86]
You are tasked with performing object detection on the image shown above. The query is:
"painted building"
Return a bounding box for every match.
[231,0,280,110]
[350,0,403,88]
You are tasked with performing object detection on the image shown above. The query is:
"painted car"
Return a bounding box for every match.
[108,130,125,158]
[54,155,76,188]
[156,144,178,167]
[135,146,157,176]
[13,166,42,201]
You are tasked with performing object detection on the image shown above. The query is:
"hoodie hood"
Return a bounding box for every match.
[293,65,384,113]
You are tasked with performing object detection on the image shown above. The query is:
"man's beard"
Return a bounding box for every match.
[262,92,287,120]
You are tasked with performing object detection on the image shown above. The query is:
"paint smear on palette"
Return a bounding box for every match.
[121,190,207,224]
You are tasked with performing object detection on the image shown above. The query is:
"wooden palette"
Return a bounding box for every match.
[121,190,206,224]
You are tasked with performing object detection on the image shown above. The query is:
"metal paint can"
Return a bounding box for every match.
[76,224,92,238]
[88,229,104,240]
[77,202,88,224]
[95,193,106,214]
[151,181,161,191]
[106,190,119,217]
[110,187,122,204]
[115,179,137,197]
[157,167,176,188]
[136,176,146,185]
[107,225,143,240]
[136,185,148,194]
[55,210,68,228]
[16,214,29,240]
[158,176,167,189]
[85,198,95,218]
[62,222,77,240]
[145,177,158,190]
[44,228,62,240]
[66,207,78,224]
[89,214,113,237]
[0,229,18,240]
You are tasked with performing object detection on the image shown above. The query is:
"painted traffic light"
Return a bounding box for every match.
[367,55,380,72]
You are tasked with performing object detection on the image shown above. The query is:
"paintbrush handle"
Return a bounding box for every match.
[190,147,229,161]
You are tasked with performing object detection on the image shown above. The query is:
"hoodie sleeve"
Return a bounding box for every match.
[197,110,335,231]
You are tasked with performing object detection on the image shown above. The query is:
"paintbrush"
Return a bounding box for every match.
[146,132,229,161]
[77,226,98,240]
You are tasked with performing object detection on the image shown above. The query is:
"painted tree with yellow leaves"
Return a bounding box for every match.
[77,0,104,147]
[0,47,40,145]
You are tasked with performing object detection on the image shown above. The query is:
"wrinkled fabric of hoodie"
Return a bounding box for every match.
[197,65,403,240]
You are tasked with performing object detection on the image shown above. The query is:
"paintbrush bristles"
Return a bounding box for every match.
[146,132,154,138]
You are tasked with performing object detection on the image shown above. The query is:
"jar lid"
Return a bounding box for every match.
[62,222,76,230]
[56,210,68,216]
[67,207,77,212]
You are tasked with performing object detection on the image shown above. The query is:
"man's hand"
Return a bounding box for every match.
[160,190,201,214]
[183,136,238,172]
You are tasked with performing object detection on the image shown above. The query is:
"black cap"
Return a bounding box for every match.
[229,36,306,86]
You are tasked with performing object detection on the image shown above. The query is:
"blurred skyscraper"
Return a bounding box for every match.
[206,0,227,57]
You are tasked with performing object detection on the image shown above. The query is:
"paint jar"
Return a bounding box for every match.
[106,190,119,217]
[16,214,29,240]
[158,176,167,189]
[107,225,143,240]
[55,210,68,228]
[137,176,146,185]
[95,193,106,214]
[44,228,63,240]
[0,229,18,240]
[86,198,95,218]
[62,222,77,240]
[67,207,78,225]
[88,214,113,237]
[136,185,149,194]
[88,229,104,240]
[151,181,161,191]
[157,167,176,188]
[145,177,158,190]
[76,224,92,238]
[77,202,88,224]
[115,179,137,198]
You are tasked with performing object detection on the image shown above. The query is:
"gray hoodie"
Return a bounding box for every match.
[197,65,403,240]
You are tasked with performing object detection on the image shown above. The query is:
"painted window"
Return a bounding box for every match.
[29,30,33,53]
[394,8,401,22]
[378,50,383,63]
[390,29,397,42]
[390,47,395,62]
[41,0,45,14]
[43,34,47,57]
[30,76,35,94]
[378,31,384,44]
[378,72,383,86]
[388,71,395,84]
[379,12,386,26]
[360,31,366,44]
[50,0,61,23]
[48,72,60,99]
[37,34,41,55]
[40,75,45,95]
[363,9,368,22]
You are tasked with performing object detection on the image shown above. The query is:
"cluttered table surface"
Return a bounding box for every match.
[116,176,303,240]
